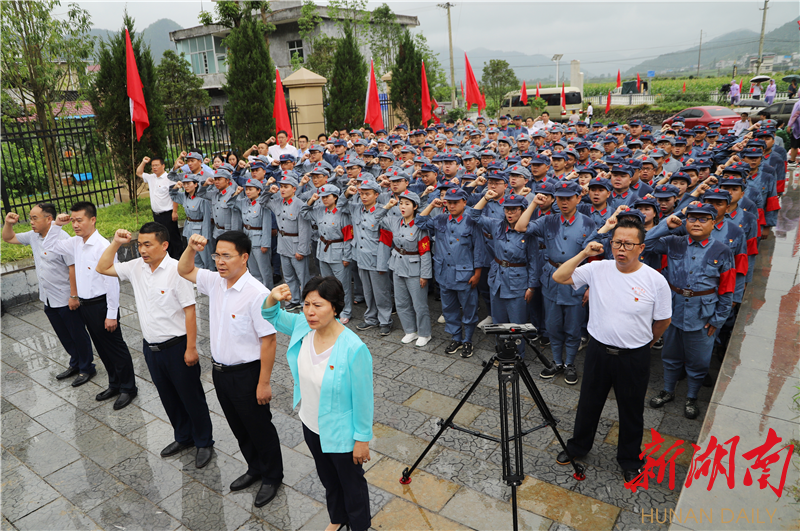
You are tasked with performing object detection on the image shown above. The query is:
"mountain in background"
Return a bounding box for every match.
[90,18,183,64]
[432,45,593,86]
[624,17,800,75]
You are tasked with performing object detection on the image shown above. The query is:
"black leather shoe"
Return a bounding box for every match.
[556,450,581,465]
[56,367,79,380]
[230,473,259,491]
[623,468,643,483]
[254,482,279,508]
[95,388,120,401]
[195,447,213,468]
[160,441,194,457]
[71,372,95,387]
[112,391,137,410]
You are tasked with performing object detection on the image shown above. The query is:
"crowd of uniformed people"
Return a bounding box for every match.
[3,111,787,526]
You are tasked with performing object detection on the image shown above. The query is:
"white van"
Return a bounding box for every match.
[500,86,583,122]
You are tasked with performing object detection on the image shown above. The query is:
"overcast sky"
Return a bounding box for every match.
[76,0,799,75]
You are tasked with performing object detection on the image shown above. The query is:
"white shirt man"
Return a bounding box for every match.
[140,168,175,214]
[17,226,74,308]
[586,103,594,120]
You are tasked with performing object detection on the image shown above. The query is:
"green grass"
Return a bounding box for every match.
[583,75,798,98]
[1,198,187,264]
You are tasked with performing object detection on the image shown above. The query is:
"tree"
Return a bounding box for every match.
[327,0,370,40]
[198,0,272,31]
[87,13,167,211]
[390,30,426,127]
[324,26,367,131]
[1,0,94,198]
[156,50,210,115]
[222,15,275,150]
[291,0,338,88]
[368,4,403,80]
[413,33,449,101]
[481,59,518,109]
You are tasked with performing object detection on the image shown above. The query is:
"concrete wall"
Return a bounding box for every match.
[1,235,144,310]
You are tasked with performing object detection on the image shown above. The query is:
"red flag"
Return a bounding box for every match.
[605,89,611,114]
[125,29,149,141]
[616,70,621,89]
[432,98,441,124]
[464,53,483,111]
[480,92,486,112]
[364,60,384,131]
[421,60,432,125]
[273,68,292,139]
[749,83,754,94]
[520,81,528,105]
[636,73,641,91]
[560,82,566,115]
[460,80,465,99]
[536,82,540,99]
[682,81,686,93]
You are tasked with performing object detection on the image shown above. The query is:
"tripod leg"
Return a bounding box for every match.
[517,362,586,481]
[400,355,497,484]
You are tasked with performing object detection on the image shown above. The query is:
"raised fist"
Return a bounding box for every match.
[474,175,487,186]
[238,160,247,169]
[666,215,683,229]
[431,198,444,208]
[300,175,311,185]
[113,229,132,244]
[309,193,320,203]
[5,212,19,225]
[484,189,499,201]
[269,185,279,194]
[584,241,604,256]
[188,234,207,252]
[234,186,243,196]
[204,177,214,187]
[385,197,398,209]
[347,185,358,196]
[180,151,188,158]
[204,158,210,164]
[423,185,435,196]
[520,187,531,196]
[142,156,151,164]
[55,213,71,226]
[272,283,292,302]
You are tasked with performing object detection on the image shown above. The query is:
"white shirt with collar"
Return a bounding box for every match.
[141,171,175,213]
[268,143,299,161]
[114,255,196,344]
[17,228,74,308]
[195,268,276,366]
[42,223,121,320]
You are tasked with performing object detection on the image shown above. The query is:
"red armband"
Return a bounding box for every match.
[718,268,736,295]
[735,253,748,275]
[766,195,780,212]
[776,179,785,194]
[659,254,668,272]
[379,228,393,247]
[418,235,431,255]
[757,208,765,226]
[341,224,353,241]
[746,237,758,256]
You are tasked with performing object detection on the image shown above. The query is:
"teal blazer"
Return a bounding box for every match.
[261,303,374,453]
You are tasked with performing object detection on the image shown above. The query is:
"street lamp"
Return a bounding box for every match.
[552,54,563,85]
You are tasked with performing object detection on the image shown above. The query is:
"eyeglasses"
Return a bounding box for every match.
[686,217,712,224]
[211,253,241,262]
[610,240,643,251]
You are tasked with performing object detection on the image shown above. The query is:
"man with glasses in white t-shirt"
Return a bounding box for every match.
[551,215,672,485]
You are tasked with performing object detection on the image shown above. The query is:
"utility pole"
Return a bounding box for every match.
[696,30,703,76]
[756,0,769,74]
[438,3,457,108]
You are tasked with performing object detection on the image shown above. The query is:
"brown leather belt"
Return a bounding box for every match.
[187,217,203,222]
[668,282,716,298]
[278,230,298,237]
[320,236,344,251]
[495,257,525,267]
[483,231,493,240]
[311,224,319,230]
[215,223,225,230]
[548,259,563,268]
[393,245,419,256]
[243,224,262,230]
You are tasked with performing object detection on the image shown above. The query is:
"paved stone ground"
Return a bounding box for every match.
[1,282,715,531]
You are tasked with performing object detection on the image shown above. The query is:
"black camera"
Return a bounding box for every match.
[483,323,537,361]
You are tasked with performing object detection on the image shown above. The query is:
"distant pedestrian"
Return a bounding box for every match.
[764,79,777,104]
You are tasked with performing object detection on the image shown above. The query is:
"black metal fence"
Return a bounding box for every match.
[1,118,121,216]
[380,94,396,131]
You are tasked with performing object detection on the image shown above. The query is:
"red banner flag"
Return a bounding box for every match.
[125,28,149,141]
[464,53,483,111]
[682,81,686,93]
[432,98,441,124]
[520,81,528,105]
[561,82,566,115]
[421,60,432,125]
[364,59,384,131]
[461,80,465,99]
[273,67,292,139]
[605,89,612,114]
[536,82,540,99]
[636,73,641,91]
[616,70,622,89]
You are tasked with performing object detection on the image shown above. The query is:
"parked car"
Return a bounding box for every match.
[662,106,740,133]
[731,98,767,117]
[758,99,798,126]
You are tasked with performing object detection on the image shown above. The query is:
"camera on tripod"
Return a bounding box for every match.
[483,323,552,367]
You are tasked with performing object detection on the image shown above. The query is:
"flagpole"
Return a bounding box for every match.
[131,121,138,225]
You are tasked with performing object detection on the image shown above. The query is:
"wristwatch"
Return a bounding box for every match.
[70,295,79,300]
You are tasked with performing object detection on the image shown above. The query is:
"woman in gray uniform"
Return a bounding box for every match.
[169,174,212,269]
[230,178,274,288]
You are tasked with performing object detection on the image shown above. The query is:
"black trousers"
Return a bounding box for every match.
[153,210,183,260]
[303,424,371,531]
[44,302,94,374]
[567,336,650,471]
[143,338,213,448]
[212,362,283,485]
[78,299,137,393]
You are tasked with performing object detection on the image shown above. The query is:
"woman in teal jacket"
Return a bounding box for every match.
[261,276,373,531]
